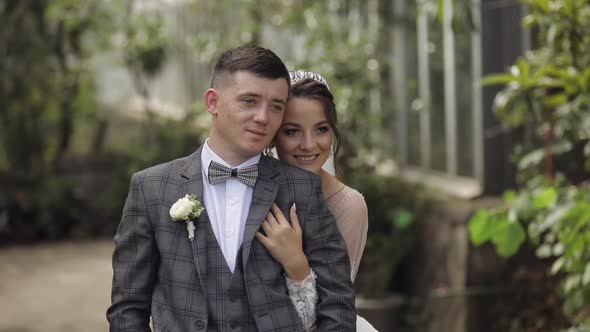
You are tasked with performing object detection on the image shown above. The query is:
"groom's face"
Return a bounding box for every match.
[206,71,289,164]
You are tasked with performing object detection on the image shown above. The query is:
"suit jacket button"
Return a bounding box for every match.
[194,320,205,330]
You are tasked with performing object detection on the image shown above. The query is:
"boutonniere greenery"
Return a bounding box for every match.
[169,194,204,241]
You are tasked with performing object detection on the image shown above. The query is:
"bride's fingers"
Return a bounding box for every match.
[255,232,271,247]
[266,211,279,227]
[261,220,273,234]
[271,203,288,225]
[289,204,301,232]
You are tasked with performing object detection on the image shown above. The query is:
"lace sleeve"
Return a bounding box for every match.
[285,269,318,331]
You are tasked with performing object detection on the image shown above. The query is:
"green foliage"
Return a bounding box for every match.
[123,13,167,79]
[470,183,590,328]
[468,209,526,257]
[0,1,120,175]
[0,0,184,241]
[469,0,590,327]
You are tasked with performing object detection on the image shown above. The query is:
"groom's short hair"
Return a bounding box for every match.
[210,44,290,89]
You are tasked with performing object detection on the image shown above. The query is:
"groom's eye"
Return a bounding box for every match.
[271,103,285,112]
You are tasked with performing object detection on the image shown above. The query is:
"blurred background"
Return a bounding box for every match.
[1,0,590,331]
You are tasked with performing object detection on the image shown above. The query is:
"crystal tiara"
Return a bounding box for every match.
[289,70,330,91]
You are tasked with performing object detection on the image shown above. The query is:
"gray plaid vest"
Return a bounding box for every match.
[205,219,258,332]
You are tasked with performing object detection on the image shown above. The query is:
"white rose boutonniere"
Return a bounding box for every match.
[169,194,204,240]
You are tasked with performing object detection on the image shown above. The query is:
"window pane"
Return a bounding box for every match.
[406,1,421,167]
[455,6,474,177]
[429,18,446,172]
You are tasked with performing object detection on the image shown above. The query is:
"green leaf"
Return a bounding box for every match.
[482,73,517,86]
[521,14,536,28]
[493,90,514,117]
[536,243,552,258]
[516,60,529,79]
[512,191,536,221]
[505,99,528,127]
[533,187,557,209]
[492,221,526,257]
[518,148,545,170]
[552,242,564,256]
[468,209,492,245]
[535,203,572,233]
[503,190,517,204]
[551,257,565,275]
[564,274,581,293]
[548,140,573,155]
[544,93,568,107]
[468,209,524,256]
[507,208,518,223]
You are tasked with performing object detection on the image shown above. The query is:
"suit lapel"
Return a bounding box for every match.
[241,156,280,270]
[180,146,208,292]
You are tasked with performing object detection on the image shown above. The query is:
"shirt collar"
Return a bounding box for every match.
[201,138,261,179]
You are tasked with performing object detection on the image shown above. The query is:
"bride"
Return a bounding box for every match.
[256,70,378,331]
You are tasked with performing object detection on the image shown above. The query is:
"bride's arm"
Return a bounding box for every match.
[337,192,368,281]
[255,204,318,331]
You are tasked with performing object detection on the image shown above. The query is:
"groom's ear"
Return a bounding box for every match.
[204,89,219,116]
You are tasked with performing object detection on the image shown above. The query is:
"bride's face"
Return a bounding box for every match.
[274,97,333,175]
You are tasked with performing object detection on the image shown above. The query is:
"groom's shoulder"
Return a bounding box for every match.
[133,152,196,180]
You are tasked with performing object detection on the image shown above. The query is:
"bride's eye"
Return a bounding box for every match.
[316,126,330,134]
[284,128,299,135]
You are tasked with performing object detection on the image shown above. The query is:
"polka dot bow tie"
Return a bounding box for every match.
[208,161,258,187]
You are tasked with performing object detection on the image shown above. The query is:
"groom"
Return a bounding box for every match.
[107,45,356,331]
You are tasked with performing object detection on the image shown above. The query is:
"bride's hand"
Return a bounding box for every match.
[255,203,311,281]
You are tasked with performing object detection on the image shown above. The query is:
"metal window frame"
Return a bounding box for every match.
[393,1,408,165]
[472,0,484,188]
[393,0,485,198]
[417,2,431,170]
[443,0,458,176]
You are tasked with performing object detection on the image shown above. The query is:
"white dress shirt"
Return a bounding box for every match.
[201,140,260,272]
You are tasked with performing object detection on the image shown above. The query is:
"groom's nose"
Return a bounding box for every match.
[252,106,269,125]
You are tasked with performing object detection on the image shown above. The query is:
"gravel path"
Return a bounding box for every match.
[0,240,114,332]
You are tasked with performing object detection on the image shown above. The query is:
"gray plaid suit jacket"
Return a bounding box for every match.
[107,146,356,331]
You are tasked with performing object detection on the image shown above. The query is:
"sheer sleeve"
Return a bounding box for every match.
[330,189,368,282]
[285,269,318,331]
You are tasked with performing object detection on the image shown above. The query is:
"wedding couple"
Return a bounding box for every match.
[107,45,377,331]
